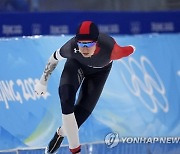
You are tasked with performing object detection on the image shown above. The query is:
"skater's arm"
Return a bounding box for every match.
[39,49,63,85]
[34,49,63,95]
[110,43,135,60]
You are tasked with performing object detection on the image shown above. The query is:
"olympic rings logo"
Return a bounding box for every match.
[117,56,169,113]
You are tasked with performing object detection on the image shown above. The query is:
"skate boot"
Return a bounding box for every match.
[45,130,64,154]
[70,145,81,154]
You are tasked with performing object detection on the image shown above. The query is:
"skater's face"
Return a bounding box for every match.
[77,41,96,58]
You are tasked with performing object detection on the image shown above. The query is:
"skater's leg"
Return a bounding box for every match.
[46,59,83,154]
[75,63,112,128]
[59,60,83,152]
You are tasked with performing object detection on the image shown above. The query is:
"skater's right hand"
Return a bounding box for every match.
[34,81,47,95]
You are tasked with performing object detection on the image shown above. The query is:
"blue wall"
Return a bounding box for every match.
[0,33,180,153]
[0,11,180,37]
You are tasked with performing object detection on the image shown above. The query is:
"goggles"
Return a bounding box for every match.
[77,41,96,48]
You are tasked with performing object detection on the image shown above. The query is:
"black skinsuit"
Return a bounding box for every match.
[46,32,134,153]
[57,33,114,127]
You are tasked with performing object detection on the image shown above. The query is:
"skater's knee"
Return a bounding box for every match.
[74,105,91,127]
[59,84,76,114]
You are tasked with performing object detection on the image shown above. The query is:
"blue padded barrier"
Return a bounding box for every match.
[0,34,180,153]
[0,11,180,37]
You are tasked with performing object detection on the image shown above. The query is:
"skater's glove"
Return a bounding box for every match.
[34,81,47,95]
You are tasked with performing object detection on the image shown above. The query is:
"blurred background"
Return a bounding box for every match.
[0,0,180,12]
[0,1,180,154]
[0,0,180,37]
